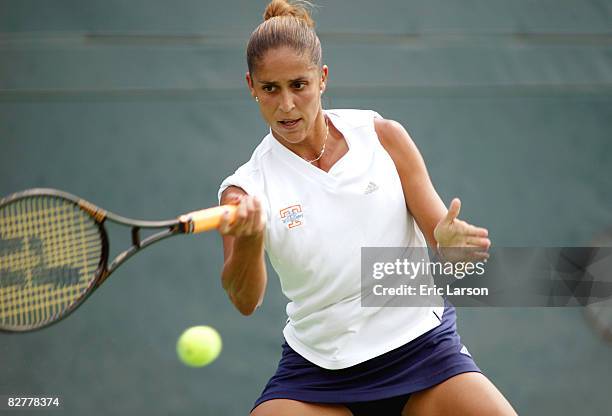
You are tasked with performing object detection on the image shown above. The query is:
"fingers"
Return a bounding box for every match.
[467,224,488,237]
[218,193,243,234]
[450,250,489,263]
[439,246,490,263]
[242,195,261,235]
[218,208,235,235]
[452,232,491,262]
[251,196,265,234]
[218,195,265,237]
[226,193,243,205]
[445,198,461,223]
[437,245,490,263]
[231,197,251,234]
[460,252,489,264]
[436,199,492,262]
[445,200,488,236]
[472,251,490,261]
[465,236,491,249]
[452,219,489,238]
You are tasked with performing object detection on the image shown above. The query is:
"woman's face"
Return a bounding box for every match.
[247,46,328,145]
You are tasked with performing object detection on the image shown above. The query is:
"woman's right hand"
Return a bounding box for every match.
[218,194,266,238]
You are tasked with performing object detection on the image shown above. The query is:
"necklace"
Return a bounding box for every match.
[304,116,329,164]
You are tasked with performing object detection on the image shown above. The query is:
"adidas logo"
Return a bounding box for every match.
[364,181,379,194]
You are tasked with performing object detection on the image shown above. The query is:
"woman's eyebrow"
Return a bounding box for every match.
[257,76,309,85]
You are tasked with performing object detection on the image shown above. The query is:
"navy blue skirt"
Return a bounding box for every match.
[252,300,480,414]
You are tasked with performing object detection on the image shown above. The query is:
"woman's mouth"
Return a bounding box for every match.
[278,118,302,129]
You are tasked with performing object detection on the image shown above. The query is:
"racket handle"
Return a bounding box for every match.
[179,205,237,233]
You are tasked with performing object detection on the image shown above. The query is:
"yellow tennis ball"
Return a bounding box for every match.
[176,326,222,367]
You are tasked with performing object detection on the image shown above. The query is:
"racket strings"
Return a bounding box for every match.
[0,196,103,329]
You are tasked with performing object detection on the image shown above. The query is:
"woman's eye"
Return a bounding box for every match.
[262,85,274,92]
[293,82,305,89]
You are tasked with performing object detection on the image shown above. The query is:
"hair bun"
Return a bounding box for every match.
[263,0,316,28]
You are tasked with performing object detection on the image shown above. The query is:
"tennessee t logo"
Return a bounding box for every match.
[280,205,304,229]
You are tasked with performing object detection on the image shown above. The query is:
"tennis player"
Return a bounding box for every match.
[217,1,517,415]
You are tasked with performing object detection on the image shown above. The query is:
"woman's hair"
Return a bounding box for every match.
[246,0,322,75]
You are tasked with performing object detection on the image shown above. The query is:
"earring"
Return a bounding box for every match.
[255,96,259,102]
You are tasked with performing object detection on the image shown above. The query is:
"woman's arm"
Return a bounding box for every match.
[374,118,490,258]
[218,186,267,315]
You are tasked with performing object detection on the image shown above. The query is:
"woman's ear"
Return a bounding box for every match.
[320,65,329,94]
[246,72,256,99]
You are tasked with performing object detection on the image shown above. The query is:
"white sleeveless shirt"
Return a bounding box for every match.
[218,109,444,369]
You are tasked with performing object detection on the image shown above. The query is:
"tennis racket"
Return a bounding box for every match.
[0,188,237,333]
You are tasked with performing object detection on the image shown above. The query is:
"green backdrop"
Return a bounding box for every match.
[1,1,611,414]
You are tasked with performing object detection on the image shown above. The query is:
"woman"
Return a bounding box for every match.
[217,1,517,415]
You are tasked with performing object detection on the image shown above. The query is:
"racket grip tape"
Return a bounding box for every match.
[179,205,237,233]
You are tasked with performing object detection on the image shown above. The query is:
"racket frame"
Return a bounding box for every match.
[0,188,192,332]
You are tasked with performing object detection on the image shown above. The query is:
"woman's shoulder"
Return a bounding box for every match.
[219,134,272,184]
[218,138,271,203]
[233,133,275,171]
[326,108,383,129]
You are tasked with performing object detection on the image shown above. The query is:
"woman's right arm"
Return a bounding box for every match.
[218,186,267,316]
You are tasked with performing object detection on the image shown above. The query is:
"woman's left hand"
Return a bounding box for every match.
[434,198,491,262]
